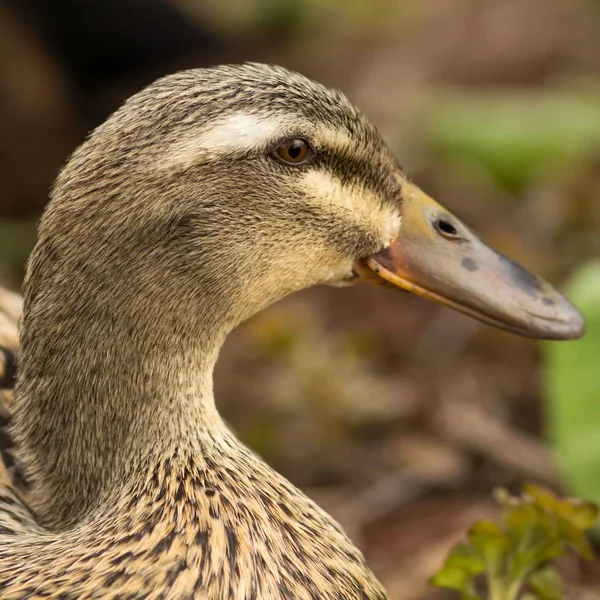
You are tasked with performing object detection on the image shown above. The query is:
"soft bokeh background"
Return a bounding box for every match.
[1,1,599,597]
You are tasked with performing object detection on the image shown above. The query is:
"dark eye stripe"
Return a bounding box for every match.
[318,149,399,205]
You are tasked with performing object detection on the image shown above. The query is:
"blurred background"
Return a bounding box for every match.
[1,0,599,597]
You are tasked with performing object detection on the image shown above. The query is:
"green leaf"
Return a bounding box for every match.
[430,487,597,599]
[545,261,600,533]
[556,518,594,560]
[503,503,546,543]
[509,539,565,581]
[430,564,471,592]
[556,497,599,531]
[524,486,558,514]
[528,567,563,600]
[446,542,486,575]
[468,520,510,577]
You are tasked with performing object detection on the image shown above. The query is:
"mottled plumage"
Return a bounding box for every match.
[0,64,403,598]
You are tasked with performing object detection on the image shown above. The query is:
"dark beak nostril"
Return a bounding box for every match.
[434,217,460,239]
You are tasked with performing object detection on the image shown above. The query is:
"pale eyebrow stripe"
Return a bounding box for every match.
[161,112,355,170]
[161,113,289,169]
[195,113,285,152]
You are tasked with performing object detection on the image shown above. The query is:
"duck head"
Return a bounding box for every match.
[35,63,584,344]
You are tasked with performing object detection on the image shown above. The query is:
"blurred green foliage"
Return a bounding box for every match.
[173,0,412,35]
[0,219,37,279]
[427,88,600,193]
[545,261,600,526]
[431,485,598,600]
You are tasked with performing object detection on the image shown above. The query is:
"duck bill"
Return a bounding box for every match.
[356,183,585,340]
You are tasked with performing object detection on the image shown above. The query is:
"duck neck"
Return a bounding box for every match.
[14,286,232,529]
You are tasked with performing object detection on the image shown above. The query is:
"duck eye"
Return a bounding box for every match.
[274,139,311,165]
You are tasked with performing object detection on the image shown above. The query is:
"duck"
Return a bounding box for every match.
[0,63,584,599]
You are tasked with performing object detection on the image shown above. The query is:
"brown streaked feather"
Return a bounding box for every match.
[0,436,387,599]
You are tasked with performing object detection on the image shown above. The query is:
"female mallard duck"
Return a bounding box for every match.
[0,63,584,599]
